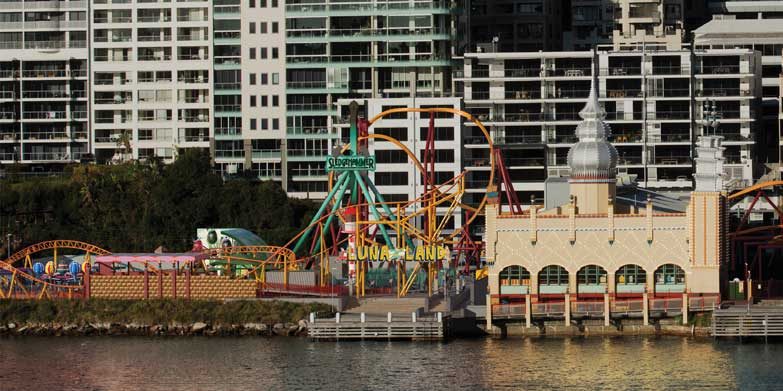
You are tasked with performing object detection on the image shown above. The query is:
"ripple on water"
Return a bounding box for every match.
[0,336,781,390]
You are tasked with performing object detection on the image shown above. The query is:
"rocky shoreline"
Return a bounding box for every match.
[0,320,310,337]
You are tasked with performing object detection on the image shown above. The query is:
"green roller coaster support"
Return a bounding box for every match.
[352,171,394,248]
[366,180,416,250]
[292,172,350,255]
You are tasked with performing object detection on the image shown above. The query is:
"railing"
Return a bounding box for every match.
[214,82,241,90]
[550,67,592,77]
[286,81,328,89]
[531,302,566,317]
[649,133,690,142]
[698,88,741,97]
[647,111,690,120]
[286,127,333,136]
[138,55,172,61]
[251,150,282,159]
[610,299,644,315]
[605,89,642,98]
[601,67,642,76]
[23,152,71,161]
[548,89,590,99]
[548,135,578,144]
[290,167,327,177]
[495,135,543,144]
[138,35,171,42]
[0,111,17,120]
[648,88,689,97]
[286,0,451,13]
[470,91,489,99]
[287,149,328,158]
[24,40,86,49]
[700,65,740,75]
[505,68,540,77]
[654,156,691,165]
[652,66,686,75]
[23,111,67,120]
[504,157,546,167]
[286,103,330,111]
[571,301,604,317]
[215,104,241,112]
[611,133,643,143]
[649,297,683,313]
[492,304,525,318]
[618,156,643,165]
[214,150,244,159]
[689,296,719,311]
[504,90,542,99]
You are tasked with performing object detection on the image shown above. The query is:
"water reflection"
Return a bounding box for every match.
[0,336,781,390]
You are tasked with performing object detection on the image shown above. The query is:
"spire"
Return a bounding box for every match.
[578,74,606,122]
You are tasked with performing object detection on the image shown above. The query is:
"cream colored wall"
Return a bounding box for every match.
[485,197,722,296]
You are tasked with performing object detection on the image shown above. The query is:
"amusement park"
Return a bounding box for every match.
[3,79,783,340]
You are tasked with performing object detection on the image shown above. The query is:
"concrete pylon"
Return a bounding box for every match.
[564,293,571,326]
[604,293,610,326]
[642,292,649,326]
[682,293,689,325]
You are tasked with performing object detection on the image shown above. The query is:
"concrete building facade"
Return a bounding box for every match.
[0,0,89,168]
[458,45,761,212]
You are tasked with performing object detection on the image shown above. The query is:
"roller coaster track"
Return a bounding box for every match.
[0,259,83,299]
[4,240,111,267]
[728,180,783,201]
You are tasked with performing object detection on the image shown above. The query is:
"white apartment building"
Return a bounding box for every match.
[90,0,211,163]
[565,0,684,50]
[0,0,89,168]
[707,0,783,19]
[457,45,761,211]
[284,0,457,199]
[694,16,783,175]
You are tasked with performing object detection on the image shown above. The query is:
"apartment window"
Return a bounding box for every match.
[272,47,279,59]
[250,95,257,107]
[272,95,279,107]
[260,48,268,59]
[260,0,267,6]
[272,73,279,85]
[272,22,278,34]
[260,22,267,34]
[261,118,268,130]
[375,172,408,186]
[272,118,279,130]
[250,73,256,85]
[249,48,256,59]
[249,22,256,34]
[249,0,254,7]
[261,73,268,85]
[250,118,257,130]
[261,95,268,107]
[272,0,278,7]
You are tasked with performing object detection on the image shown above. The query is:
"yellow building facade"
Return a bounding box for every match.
[484,80,725,327]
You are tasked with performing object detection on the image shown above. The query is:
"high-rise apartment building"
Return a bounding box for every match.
[464,0,563,53]
[211,0,286,182]
[0,0,89,168]
[284,0,458,199]
[90,0,211,163]
[694,16,783,174]
[564,0,684,50]
[707,0,783,19]
[458,45,761,210]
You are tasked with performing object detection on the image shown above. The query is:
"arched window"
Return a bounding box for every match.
[577,265,607,294]
[616,264,646,293]
[499,265,530,295]
[654,264,685,293]
[539,265,568,294]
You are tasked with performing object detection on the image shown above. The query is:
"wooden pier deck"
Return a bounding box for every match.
[308,312,445,341]
[712,307,783,338]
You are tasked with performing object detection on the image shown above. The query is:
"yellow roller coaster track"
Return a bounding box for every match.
[728,180,783,201]
[4,240,111,268]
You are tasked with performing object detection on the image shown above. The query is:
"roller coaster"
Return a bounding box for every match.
[4,103,783,301]
[0,103,501,300]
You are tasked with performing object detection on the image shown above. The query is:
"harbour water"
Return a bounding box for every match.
[1,336,781,390]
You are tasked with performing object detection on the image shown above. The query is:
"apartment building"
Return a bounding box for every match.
[0,0,89,169]
[694,16,783,174]
[707,0,783,19]
[464,0,563,53]
[211,0,286,182]
[564,0,684,51]
[457,45,761,210]
[284,0,458,199]
[90,0,211,163]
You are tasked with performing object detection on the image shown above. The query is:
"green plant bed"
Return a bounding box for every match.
[0,299,333,326]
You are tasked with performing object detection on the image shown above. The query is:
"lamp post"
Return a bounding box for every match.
[6,233,11,259]
[702,99,721,136]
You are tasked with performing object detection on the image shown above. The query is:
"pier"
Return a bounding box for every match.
[713,305,783,339]
[308,312,445,341]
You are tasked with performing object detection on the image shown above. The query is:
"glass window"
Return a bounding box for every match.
[616,264,646,285]
[500,266,530,286]
[577,265,606,285]
[539,265,568,285]
[655,264,685,284]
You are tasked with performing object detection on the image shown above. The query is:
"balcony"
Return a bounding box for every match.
[652,66,686,75]
[504,157,546,167]
[605,89,642,98]
[653,156,691,165]
[647,111,690,120]
[505,68,540,78]
[548,89,590,99]
[697,89,748,97]
[550,68,591,77]
[700,65,740,75]
[286,127,336,138]
[252,150,282,159]
[290,167,327,178]
[648,89,689,98]
[23,111,67,120]
[504,90,542,100]
[601,67,642,76]
[611,133,644,143]
[23,152,71,161]
[494,135,543,144]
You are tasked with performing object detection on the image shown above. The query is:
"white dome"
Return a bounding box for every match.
[567,77,618,183]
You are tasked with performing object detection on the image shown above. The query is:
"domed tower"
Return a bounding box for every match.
[567,76,618,214]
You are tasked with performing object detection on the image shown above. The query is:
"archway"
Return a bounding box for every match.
[615,264,647,294]
[539,265,569,294]
[499,265,531,296]
[577,265,607,294]
[654,264,685,293]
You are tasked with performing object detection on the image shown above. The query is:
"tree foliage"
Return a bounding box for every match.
[0,150,318,252]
